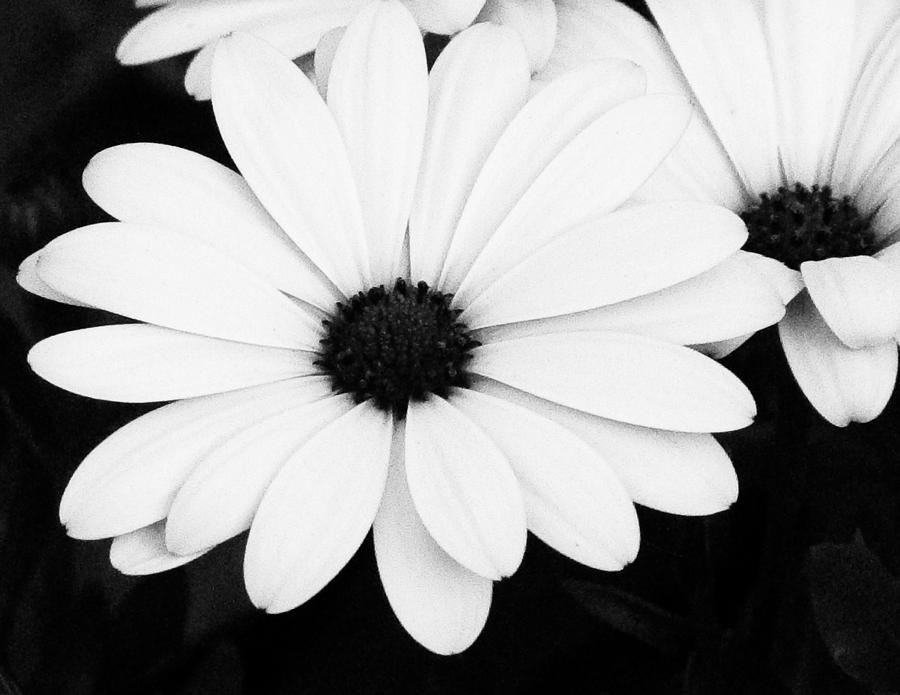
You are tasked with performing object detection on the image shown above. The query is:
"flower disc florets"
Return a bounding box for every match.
[316,279,480,417]
[741,183,876,270]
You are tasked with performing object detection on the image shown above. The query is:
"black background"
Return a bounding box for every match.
[2,1,900,693]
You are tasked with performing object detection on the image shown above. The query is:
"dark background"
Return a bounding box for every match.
[2,1,900,693]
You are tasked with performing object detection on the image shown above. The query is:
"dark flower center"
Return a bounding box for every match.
[316,279,479,418]
[741,183,876,270]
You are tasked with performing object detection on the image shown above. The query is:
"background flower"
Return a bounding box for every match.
[118,0,560,98]
[537,0,900,427]
[21,0,778,656]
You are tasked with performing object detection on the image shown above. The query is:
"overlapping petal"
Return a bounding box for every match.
[327,1,427,284]
[779,291,898,426]
[405,396,527,580]
[471,332,756,433]
[374,427,492,655]
[244,402,393,613]
[35,223,323,349]
[59,377,333,539]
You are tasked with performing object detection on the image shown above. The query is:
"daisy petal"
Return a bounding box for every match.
[36,223,322,349]
[17,251,88,307]
[471,332,756,432]
[472,378,739,516]
[374,426,492,655]
[165,395,354,555]
[461,202,747,328]
[405,396,526,580]
[739,251,804,304]
[211,32,369,295]
[474,253,784,347]
[29,325,315,403]
[646,0,781,195]
[453,94,692,303]
[184,42,216,100]
[451,388,639,570]
[439,58,647,291]
[245,402,393,613]
[832,17,900,194]
[314,27,345,98]
[692,333,755,361]
[763,0,858,185]
[59,377,333,539]
[111,521,208,576]
[538,0,748,209]
[779,291,898,426]
[327,0,427,284]
[477,0,557,73]
[82,144,339,310]
[857,138,900,244]
[401,0,484,34]
[409,23,531,286]
[117,0,363,64]
[801,256,900,349]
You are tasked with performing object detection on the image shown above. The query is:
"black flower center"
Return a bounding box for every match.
[316,279,479,418]
[741,183,876,270]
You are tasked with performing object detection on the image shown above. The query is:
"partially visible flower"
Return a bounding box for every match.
[22,1,780,653]
[120,0,558,99]
[539,0,900,427]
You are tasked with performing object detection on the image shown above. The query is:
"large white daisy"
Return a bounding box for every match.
[539,0,900,427]
[20,1,782,654]
[120,0,559,99]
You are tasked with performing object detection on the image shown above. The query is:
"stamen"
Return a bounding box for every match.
[741,183,875,270]
[316,279,479,418]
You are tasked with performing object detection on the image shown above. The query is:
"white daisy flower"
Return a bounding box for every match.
[120,0,559,99]
[539,0,900,427]
[20,1,781,654]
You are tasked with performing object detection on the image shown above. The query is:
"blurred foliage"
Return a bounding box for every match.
[3,0,900,693]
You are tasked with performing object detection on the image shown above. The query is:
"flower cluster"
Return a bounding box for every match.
[14,0,900,660]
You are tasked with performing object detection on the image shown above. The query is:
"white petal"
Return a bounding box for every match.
[471,377,739,516]
[856,138,900,244]
[211,32,369,295]
[474,253,784,347]
[314,26,345,98]
[461,202,747,328]
[36,223,322,349]
[59,376,333,539]
[82,144,339,310]
[16,251,88,307]
[244,402,393,613]
[401,0,484,34]
[183,42,216,100]
[405,396,526,580]
[327,1,427,284]
[374,425,492,655]
[111,521,208,576]
[450,388,639,570]
[118,0,301,63]
[832,16,900,195]
[452,94,692,303]
[29,325,315,403]
[477,0,557,73]
[538,0,748,210]
[409,23,531,285]
[692,333,755,361]
[646,0,781,195]
[439,58,647,292]
[118,0,364,64]
[471,332,756,433]
[165,394,353,555]
[779,290,898,426]
[739,251,804,304]
[763,0,859,185]
[801,256,900,349]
